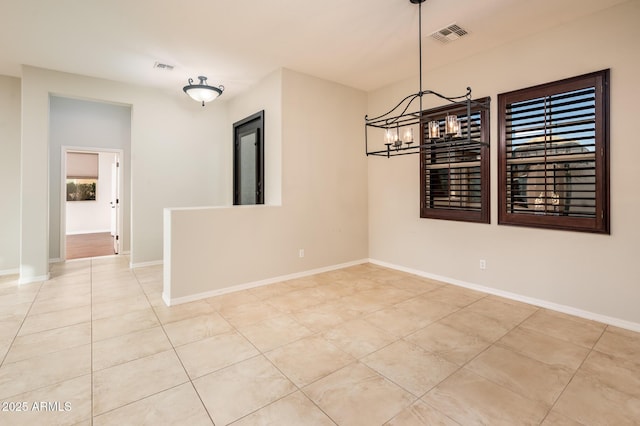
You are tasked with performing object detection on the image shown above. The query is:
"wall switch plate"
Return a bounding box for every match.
[479,259,486,270]
[299,249,305,258]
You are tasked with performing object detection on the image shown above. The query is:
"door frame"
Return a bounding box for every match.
[60,146,124,260]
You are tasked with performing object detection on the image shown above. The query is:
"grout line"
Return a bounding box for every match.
[132,267,217,425]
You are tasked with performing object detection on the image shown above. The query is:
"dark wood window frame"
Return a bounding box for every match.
[233,110,265,205]
[498,70,610,234]
[420,97,491,223]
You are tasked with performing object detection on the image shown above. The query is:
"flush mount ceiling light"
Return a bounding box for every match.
[365,0,489,157]
[183,76,224,106]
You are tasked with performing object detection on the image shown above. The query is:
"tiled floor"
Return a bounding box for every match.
[0,257,639,425]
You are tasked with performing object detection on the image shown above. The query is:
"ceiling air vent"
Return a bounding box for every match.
[153,62,174,71]
[430,24,468,44]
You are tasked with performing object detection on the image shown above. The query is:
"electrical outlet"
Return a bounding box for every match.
[479,259,486,270]
[299,249,305,258]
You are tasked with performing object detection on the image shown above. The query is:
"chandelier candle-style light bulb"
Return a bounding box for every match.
[403,128,414,144]
[445,114,460,135]
[428,121,440,139]
[384,128,393,145]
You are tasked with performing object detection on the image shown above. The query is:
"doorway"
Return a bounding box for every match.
[61,148,123,260]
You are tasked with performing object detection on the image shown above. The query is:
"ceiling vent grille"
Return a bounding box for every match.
[430,24,468,44]
[153,62,174,71]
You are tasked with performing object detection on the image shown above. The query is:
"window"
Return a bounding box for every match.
[420,97,490,223]
[498,70,609,233]
[233,110,264,205]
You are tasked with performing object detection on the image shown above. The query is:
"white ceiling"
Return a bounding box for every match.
[0,0,628,99]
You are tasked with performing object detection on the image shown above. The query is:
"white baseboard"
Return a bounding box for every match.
[164,258,369,306]
[131,260,163,269]
[19,273,50,285]
[369,258,640,333]
[0,268,19,277]
[66,229,111,235]
[49,258,64,264]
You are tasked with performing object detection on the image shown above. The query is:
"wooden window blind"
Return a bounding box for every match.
[498,70,610,233]
[420,98,490,223]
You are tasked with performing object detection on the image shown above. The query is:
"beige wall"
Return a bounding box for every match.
[19,66,227,282]
[165,69,368,301]
[0,76,21,273]
[368,0,640,325]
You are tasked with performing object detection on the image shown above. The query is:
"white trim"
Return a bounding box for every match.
[0,268,19,277]
[164,258,368,306]
[19,274,50,285]
[131,260,163,269]
[49,258,64,264]
[369,258,640,333]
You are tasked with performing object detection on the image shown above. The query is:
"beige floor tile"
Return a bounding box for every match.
[0,302,32,323]
[205,290,261,311]
[323,318,397,358]
[28,293,91,316]
[93,383,212,426]
[92,294,152,320]
[248,281,298,300]
[290,302,358,332]
[18,305,91,336]
[218,300,281,327]
[422,285,487,308]
[304,362,415,426]
[364,306,435,337]
[553,372,640,425]
[0,374,91,426]
[385,400,461,426]
[465,296,537,328]
[91,283,146,305]
[387,275,443,295]
[406,322,492,365]
[423,369,548,425]
[0,344,91,399]
[92,349,188,416]
[496,326,590,371]
[92,326,172,371]
[232,391,335,426]
[606,325,640,339]
[540,410,584,425]
[153,299,218,324]
[176,331,259,379]
[438,309,513,343]
[5,322,91,364]
[237,314,313,352]
[193,355,297,426]
[520,309,606,348]
[357,286,416,306]
[333,293,386,315]
[394,297,461,325]
[265,287,331,313]
[131,265,163,284]
[593,329,640,363]
[163,312,233,347]
[0,319,22,342]
[465,345,573,407]
[363,340,458,396]
[91,307,160,342]
[37,281,90,300]
[580,349,640,398]
[0,289,40,308]
[266,335,354,387]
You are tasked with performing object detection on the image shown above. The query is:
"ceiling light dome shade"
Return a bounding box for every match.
[183,76,224,106]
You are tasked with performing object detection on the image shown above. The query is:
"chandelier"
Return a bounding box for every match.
[183,76,224,106]
[365,0,489,157]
